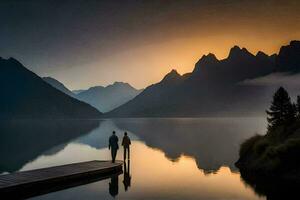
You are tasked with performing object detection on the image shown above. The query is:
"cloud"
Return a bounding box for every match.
[240,72,300,88]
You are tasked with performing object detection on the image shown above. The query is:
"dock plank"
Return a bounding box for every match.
[0,160,123,199]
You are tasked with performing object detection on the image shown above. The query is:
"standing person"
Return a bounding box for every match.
[122,132,131,160]
[109,131,119,163]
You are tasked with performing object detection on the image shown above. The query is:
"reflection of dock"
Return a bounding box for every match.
[0,160,123,199]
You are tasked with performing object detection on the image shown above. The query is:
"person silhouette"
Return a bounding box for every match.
[122,132,131,160]
[123,160,131,191]
[109,131,119,163]
[109,174,119,197]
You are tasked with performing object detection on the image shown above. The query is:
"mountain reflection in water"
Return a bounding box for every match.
[0,120,100,173]
[113,118,266,173]
[1,118,266,200]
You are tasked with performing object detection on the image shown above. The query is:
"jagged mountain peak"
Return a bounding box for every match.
[278,40,300,56]
[228,46,253,59]
[290,40,300,47]
[279,40,300,53]
[230,45,241,51]
[105,81,139,92]
[162,69,181,82]
[8,57,18,61]
[0,57,22,66]
[111,81,131,88]
[276,40,300,72]
[198,53,219,64]
[88,85,105,91]
[256,51,268,58]
[169,69,180,75]
[112,81,126,85]
[76,81,142,113]
[193,53,219,74]
[6,57,24,66]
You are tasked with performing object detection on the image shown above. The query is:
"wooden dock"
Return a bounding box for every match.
[0,160,123,199]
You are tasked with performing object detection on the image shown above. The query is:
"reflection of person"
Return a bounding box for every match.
[109,174,119,197]
[123,160,131,191]
[122,132,131,160]
[109,131,119,163]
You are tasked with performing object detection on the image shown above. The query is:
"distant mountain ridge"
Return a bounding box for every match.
[41,76,142,113]
[76,82,142,113]
[2,40,299,118]
[106,40,300,117]
[0,57,101,119]
[43,77,76,98]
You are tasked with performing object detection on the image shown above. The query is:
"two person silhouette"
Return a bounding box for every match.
[109,131,131,163]
[108,131,132,197]
[109,160,131,198]
[109,159,132,197]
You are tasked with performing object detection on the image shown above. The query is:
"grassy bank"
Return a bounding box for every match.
[236,87,300,183]
[236,119,300,181]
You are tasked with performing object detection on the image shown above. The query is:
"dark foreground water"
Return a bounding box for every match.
[0,118,267,200]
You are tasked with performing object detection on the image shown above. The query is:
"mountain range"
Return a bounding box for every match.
[76,82,142,112]
[106,40,300,117]
[43,76,76,98]
[43,77,142,113]
[1,40,299,118]
[0,57,101,119]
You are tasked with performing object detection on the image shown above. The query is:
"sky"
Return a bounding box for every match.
[1,0,300,90]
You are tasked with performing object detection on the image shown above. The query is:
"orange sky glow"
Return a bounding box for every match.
[1,0,300,90]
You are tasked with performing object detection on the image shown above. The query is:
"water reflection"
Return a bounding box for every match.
[74,120,139,149]
[113,118,267,173]
[109,174,119,197]
[108,163,132,198]
[29,141,262,200]
[240,170,299,200]
[123,160,131,191]
[0,120,100,173]
[0,118,267,199]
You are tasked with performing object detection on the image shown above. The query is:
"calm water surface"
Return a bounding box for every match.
[0,118,267,199]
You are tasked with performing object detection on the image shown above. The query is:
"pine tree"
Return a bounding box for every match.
[297,95,300,118]
[266,87,296,129]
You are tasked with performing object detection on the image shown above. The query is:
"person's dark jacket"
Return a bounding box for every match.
[122,135,131,148]
[109,135,119,150]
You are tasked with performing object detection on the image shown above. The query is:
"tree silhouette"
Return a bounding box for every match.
[266,87,296,129]
[297,95,300,118]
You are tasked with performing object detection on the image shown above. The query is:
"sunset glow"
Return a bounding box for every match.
[22,141,262,200]
[1,0,299,89]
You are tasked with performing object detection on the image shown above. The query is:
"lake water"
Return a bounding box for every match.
[0,118,267,199]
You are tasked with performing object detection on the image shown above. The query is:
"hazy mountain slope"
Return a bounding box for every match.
[72,89,86,94]
[107,42,300,117]
[43,76,76,98]
[76,82,142,112]
[0,57,102,119]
